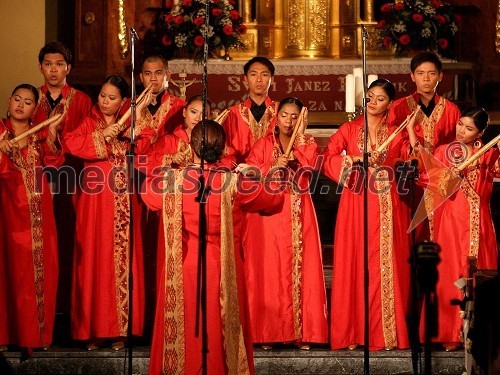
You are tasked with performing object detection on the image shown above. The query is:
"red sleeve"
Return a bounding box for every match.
[321,123,354,185]
[62,116,109,160]
[235,175,284,215]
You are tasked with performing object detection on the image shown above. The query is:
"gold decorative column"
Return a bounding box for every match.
[230,0,259,58]
[255,0,285,58]
[284,0,330,57]
[335,0,388,58]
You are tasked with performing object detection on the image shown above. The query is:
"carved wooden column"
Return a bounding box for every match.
[230,0,259,58]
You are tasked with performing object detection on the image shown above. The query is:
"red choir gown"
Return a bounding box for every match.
[33,83,92,319]
[62,106,145,341]
[427,144,499,344]
[388,92,460,241]
[0,119,63,348]
[142,167,284,375]
[222,97,278,162]
[322,116,411,350]
[134,91,185,148]
[243,131,328,344]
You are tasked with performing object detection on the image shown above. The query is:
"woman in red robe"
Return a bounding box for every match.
[63,75,146,350]
[0,84,65,352]
[322,79,412,350]
[137,95,235,176]
[142,120,284,375]
[241,97,328,348]
[419,106,499,350]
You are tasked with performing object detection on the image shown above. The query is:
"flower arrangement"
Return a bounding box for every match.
[144,0,247,62]
[376,0,459,58]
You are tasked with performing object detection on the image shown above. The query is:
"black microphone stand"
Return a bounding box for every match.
[194,2,210,374]
[403,159,423,375]
[125,26,139,375]
[361,24,370,375]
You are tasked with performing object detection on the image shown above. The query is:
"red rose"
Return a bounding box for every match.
[412,13,424,23]
[377,19,386,28]
[194,35,205,47]
[193,17,205,26]
[161,35,172,46]
[438,38,449,49]
[182,0,192,6]
[164,14,175,24]
[394,3,404,11]
[229,10,240,21]
[382,36,393,47]
[212,8,223,17]
[212,0,221,3]
[237,24,247,34]
[174,15,184,25]
[431,0,442,8]
[222,25,233,36]
[228,0,236,4]
[435,14,446,25]
[399,34,411,45]
[381,4,392,12]
[165,0,174,7]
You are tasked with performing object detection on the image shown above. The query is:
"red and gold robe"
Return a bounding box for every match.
[322,116,411,350]
[62,106,145,340]
[428,144,499,344]
[137,124,237,176]
[33,83,92,318]
[142,167,284,375]
[134,92,185,152]
[0,119,63,348]
[222,97,278,163]
[388,92,460,241]
[243,132,328,344]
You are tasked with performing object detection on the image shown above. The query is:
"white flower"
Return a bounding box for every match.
[199,24,214,38]
[175,34,188,47]
[421,28,432,38]
[392,22,407,33]
[423,5,436,16]
[219,16,232,26]
[450,22,458,34]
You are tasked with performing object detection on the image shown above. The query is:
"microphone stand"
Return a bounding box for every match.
[361,25,370,375]
[125,26,139,375]
[404,159,423,375]
[194,2,210,374]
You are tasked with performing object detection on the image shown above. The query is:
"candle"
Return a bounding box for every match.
[367,74,378,88]
[454,74,459,101]
[353,68,363,107]
[345,74,355,113]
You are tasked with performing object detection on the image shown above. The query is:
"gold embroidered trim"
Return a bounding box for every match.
[162,170,185,375]
[290,191,304,340]
[33,87,77,119]
[109,139,131,337]
[423,189,435,241]
[461,166,480,258]
[142,96,174,132]
[407,96,445,154]
[13,135,47,344]
[375,167,398,349]
[238,101,277,142]
[92,129,108,159]
[338,156,354,188]
[220,172,251,374]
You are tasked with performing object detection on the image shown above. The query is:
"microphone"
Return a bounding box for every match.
[130,27,139,41]
[361,24,369,39]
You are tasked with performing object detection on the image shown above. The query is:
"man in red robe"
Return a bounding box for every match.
[136,54,185,139]
[222,56,278,163]
[388,51,460,241]
[32,41,92,336]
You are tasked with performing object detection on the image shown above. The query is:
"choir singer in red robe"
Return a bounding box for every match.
[63,75,147,351]
[0,84,65,353]
[142,120,284,375]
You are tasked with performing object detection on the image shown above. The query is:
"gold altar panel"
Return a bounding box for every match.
[285,0,330,57]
